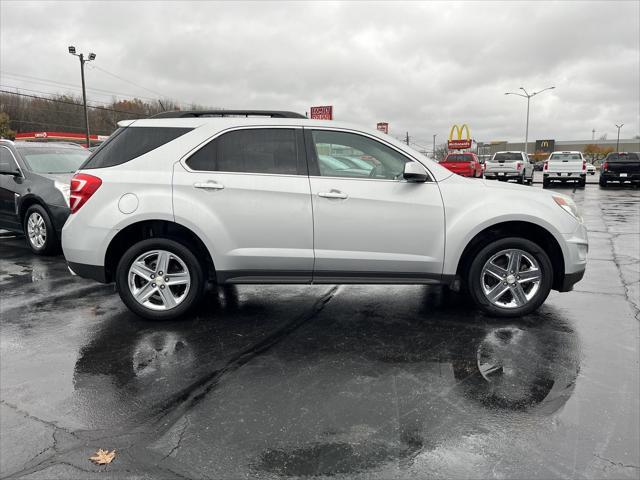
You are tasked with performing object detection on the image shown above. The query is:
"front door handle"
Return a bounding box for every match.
[194,181,224,190]
[318,190,348,199]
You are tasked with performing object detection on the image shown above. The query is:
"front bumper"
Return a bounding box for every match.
[558,222,588,292]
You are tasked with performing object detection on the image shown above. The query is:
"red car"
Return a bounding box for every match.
[440,152,483,178]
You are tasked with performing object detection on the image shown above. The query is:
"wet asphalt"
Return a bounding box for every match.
[1,174,639,479]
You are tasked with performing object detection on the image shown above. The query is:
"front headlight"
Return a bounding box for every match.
[553,195,582,222]
[54,181,71,207]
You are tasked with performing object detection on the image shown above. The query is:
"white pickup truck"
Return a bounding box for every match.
[543,151,586,188]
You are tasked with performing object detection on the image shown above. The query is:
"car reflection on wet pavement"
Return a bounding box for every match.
[1,183,639,480]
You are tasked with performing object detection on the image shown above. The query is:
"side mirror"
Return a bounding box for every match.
[403,162,428,182]
[0,160,20,176]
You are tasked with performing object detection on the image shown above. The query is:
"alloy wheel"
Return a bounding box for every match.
[27,212,47,249]
[480,249,542,309]
[128,250,191,311]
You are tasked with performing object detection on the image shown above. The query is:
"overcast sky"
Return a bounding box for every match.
[1,1,638,147]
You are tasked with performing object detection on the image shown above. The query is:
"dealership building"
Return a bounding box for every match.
[477,138,640,156]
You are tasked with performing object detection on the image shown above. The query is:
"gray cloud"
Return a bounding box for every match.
[1,0,638,146]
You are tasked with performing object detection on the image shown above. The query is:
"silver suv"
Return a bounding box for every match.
[484,151,534,184]
[62,110,588,320]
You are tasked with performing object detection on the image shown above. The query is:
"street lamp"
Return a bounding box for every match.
[615,123,624,153]
[68,46,96,147]
[505,86,555,154]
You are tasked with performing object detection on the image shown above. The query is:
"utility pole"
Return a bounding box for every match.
[405,131,410,146]
[433,134,437,160]
[615,123,624,153]
[592,128,595,141]
[68,46,96,147]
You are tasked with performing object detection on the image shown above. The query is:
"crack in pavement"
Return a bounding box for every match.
[594,453,640,471]
[2,286,340,479]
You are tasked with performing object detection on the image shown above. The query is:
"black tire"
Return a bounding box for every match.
[23,204,60,255]
[517,173,524,184]
[599,178,607,188]
[115,238,205,320]
[466,237,553,318]
[542,179,550,189]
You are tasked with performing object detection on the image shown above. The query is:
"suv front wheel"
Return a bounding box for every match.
[467,237,553,317]
[115,238,205,320]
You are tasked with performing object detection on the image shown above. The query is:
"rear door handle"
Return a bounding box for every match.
[194,181,224,190]
[318,190,348,199]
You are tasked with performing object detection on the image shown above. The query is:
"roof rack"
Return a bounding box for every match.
[150,110,307,119]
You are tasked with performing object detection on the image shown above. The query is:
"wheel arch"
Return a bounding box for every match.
[455,220,566,291]
[104,220,215,283]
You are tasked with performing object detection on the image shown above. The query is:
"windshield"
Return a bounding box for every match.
[492,153,521,162]
[17,146,90,174]
[549,153,582,161]
[444,154,473,162]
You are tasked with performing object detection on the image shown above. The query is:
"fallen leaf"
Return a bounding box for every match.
[89,449,116,465]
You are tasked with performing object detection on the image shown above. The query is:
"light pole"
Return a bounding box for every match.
[615,123,624,153]
[432,134,437,160]
[505,86,555,154]
[68,46,96,147]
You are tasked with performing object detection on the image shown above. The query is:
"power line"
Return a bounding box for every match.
[87,64,167,98]
[0,71,166,104]
[0,84,127,109]
[0,89,142,116]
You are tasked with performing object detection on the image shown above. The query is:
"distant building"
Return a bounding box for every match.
[477,138,640,156]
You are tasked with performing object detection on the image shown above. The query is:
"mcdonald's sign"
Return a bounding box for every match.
[535,139,555,153]
[376,122,389,134]
[448,124,472,149]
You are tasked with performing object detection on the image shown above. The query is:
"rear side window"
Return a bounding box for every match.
[186,128,300,175]
[82,127,192,169]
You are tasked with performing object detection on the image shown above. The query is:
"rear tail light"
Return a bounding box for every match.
[70,173,102,213]
[582,160,586,171]
[516,162,522,170]
[543,161,548,171]
[603,161,608,171]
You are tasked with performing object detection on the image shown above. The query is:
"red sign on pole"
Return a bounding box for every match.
[447,139,472,149]
[376,122,389,134]
[310,106,333,120]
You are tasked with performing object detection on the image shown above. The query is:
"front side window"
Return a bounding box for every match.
[186,128,299,175]
[0,147,19,172]
[311,130,409,180]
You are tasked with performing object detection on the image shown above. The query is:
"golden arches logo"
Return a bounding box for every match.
[449,124,471,141]
[540,140,549,148]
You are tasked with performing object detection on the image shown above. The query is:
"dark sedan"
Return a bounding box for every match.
[0,140,90,254]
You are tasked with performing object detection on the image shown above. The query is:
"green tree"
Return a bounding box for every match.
[0,112,16,139]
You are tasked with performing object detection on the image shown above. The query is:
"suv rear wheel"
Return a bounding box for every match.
[467,237,553,317]
[115,238,205,320]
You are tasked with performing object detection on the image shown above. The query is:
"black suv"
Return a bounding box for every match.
[0,140,90,254]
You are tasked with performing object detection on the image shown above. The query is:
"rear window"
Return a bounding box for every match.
[444,154,473,162]
[549,153,581,161]
[492,153,522,162]
[82,126,192,169]
[605,153,639,162]
[16,146,89,174]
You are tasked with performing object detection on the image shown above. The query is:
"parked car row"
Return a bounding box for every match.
[1,113,589,322]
